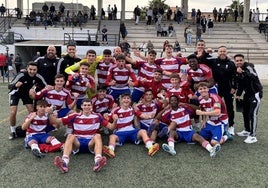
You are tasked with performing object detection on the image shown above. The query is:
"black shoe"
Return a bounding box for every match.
[32,149,45,158]
[9,132,17,140]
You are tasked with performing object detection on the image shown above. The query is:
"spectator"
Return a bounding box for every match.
[101,8,105,20]
[168,23,174,37]
[186,25,193,45]
[42,3,49,14]
[167,7,172,21]
[49,3,56,14]
[213,7,217,22]
[207,19,214,35]
[107,5,112,20]
[15,8,22,19]
[201,15,207,33]
[161,24,168,37]
[234,8,238,22]
[101,25,108,44]
[196,25,202,44]
[113,4,117,20]
[120,21,127,39]
[14,53,23,73]
[134,5,141,25]
[90,5,96,20]
[0,4,6,17]
[0,52,7,77]
[59,3,65,14]
[147,40,154,51]
[173,40,181,52]
[146,7,153,26]
[156,23,162,37]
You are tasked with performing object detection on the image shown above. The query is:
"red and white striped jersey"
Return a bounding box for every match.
[66,73,96,99]
[26,114,49,134]
[110,106,135,132]
[198,93,228,125]
[106,65,137,90]
[136,61,160,80]
[155,57,184,89]
[166,83,194,103]
[170,107,192,131]
[97,61,113,85]
[91,94,115,113]
[187,64,213,83]
[61,112,107,139]
[136,101,159,125]
[35,87,73,110]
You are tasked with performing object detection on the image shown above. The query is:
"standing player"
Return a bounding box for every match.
[8,62,47,140]
[234,54,262,143]
[96,49,114,85]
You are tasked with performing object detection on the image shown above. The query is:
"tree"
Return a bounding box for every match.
[148,0,169,9]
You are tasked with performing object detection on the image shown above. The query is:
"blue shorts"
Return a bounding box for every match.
[176,130,195,143]
[140,122,150,131]
[195,85,218,97]
[108,88,131,102]
[131,88,144,103]
[199,122,224,142]
[77,137,92,153]
[114,129,140,145]
[25,133,50,146]
[58,107,70,118]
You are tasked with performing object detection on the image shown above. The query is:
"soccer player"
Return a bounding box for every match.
[234,54,263,143]
[8,61,47,140]
[105,54,138,102]
[96,49,114,85]
[195,82,230,146]
[65,62,96,110]
[22,99,62,158]
[102,93,160,158]
[161,95,221,157]
[51,98,117,173]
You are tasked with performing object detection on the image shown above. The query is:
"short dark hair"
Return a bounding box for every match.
[67,42,76,48]
[80,62,89,67]
[82,98,91,104]
[170,73,181,79]
[97,84,107,91]
[148,50,157,55]
[154,69,163,74]
[187,54,198,60]
[116,54,126,61]
[234,54,244,59]
[103,49,112,55]
[195,82,209,90]
[27,61,38,67]
[86,49,96,55]
[55,74,65,79]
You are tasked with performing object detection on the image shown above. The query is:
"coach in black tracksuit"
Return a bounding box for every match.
[208,46,237,134]
[234,54,263,144]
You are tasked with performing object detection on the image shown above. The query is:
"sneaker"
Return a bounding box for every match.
[93,156,107,172]
[102,145,115,158]
[244,136,258,144]
[32,149,45,158]
[210,144,221,157]
[148,143,160,156]
[162,143,176,155]
[157,126,169,138]
[147,123,156,137]
[54,156,69,173]
[9,132,17,140]
[228,126,235,136]
[236,130,250,137]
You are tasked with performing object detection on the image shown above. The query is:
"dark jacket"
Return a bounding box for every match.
[236,62,263,98]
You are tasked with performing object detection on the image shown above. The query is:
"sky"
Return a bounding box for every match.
[1,0,268,14]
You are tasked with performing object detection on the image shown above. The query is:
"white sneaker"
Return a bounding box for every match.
[162,143,176,155]
[228,126,235,136]
[209,144,221,157]
[236,130,250,137]
[244,136,257,144]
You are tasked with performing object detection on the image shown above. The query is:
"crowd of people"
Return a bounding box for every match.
[6,39,263,173]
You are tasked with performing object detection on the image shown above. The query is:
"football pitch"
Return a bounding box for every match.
[0,83,268,188]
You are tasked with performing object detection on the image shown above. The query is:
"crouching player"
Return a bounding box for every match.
[195,82,230,147]
[22,99,62,158]
[161,95,221,157]
[102,93,160,158]
[50,98,117,173]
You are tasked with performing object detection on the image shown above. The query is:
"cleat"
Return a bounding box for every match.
[9,132,17,140]
[224,130,234,141]
[102,145,115,158]
[32,149,45,158]
[236,130,250,137]
[157,126,169,138]
[162,143,176,155]
[148,143,160,156]
[54,156,69,173]
[244,136,257,144]
[93,156,107,172]
[210,144,221,157]
[228,126,235,136]
[147,123,156,137]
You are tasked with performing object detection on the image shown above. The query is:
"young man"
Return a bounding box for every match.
[51,98,117,173]
[105,54,138,102]
[8,62,47,140]
[187,54,217,94]
[234,54,262,144]
[195,82,230,146]
[22,99,62,158]
[161,95,221,157]
[130,49,160,103]
[57,43,81,81]
[96,49,114,85]
[91,85,116,114]
[103,93,160,158]
[65,62,96,110]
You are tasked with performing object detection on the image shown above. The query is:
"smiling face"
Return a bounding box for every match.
[188,58,199,70]
[67,45,76,58]
[27,65,38,77]
[81,101,93,114]
[54,77,65,89]
[197,85,209,99]
[46,46,56,59]
[234,55,245,68]
[86,53,96,63]
[169,96,179,109]
[79,64,89,75]
[217,46,227,60]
